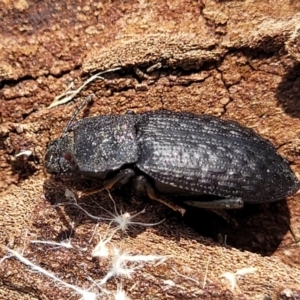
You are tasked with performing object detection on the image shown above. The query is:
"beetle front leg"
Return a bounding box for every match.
[103,168,136,189]
[77,169,135,198]
[133,175,186,216]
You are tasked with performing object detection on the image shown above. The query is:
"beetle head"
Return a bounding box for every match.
[45,134,79,177]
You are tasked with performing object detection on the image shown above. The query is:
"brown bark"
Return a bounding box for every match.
[1,0,300,299]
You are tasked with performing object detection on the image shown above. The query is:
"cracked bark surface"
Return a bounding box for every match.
[1,0,300,299]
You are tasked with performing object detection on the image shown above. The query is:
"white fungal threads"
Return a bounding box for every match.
[5,248,97,300]
[92,230,115,258]
[62,188,165,232]
[5,246,165,299]
[99,248,167,285]
[31,221,88,252]
[3,190,167,299]
[220,267,257,291]
[2,186,259,299]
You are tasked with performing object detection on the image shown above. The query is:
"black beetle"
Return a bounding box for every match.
[45,110,299,213]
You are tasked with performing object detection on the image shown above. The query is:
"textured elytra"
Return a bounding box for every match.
[45,110,299,204]
[136,111,299,202]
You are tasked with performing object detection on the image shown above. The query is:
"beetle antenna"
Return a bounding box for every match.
[62,94,93,136]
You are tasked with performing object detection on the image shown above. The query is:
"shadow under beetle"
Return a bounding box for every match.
[45,110,299,214]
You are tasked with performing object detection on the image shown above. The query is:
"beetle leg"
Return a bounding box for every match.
[103,168,136,190]
[183,198,244,209]
[77,188,103,198]
[77,169,135,198]
[103,169,135,190]
[133,175,187,216]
